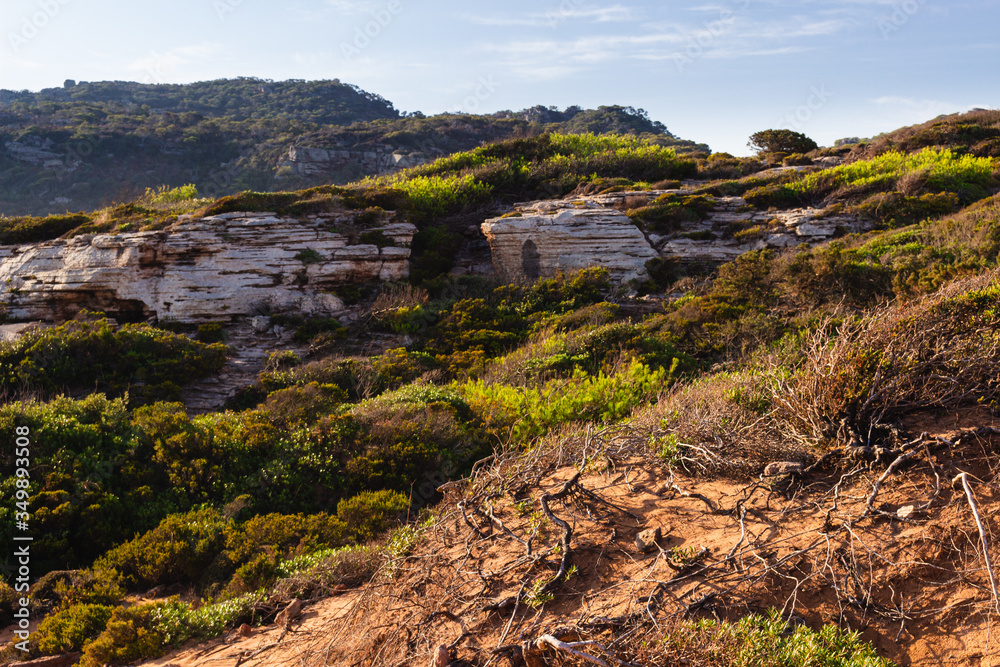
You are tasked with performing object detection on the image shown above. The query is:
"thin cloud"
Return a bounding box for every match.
[466,4,636,28]
[325,0,379,14]
[871,96,966,117]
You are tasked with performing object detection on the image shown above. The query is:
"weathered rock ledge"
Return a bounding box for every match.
[481,203,659,282]
[0,213,416,324]
[482,191,863,281]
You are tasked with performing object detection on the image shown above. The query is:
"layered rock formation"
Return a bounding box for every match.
[481,203,659,282]
[4,139,68,168]
[647,195,860,263]
[0,213,416,324]
[482,191,863,281]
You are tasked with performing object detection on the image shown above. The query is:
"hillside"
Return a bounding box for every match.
[0,78,707,217]
[0,110,999,666]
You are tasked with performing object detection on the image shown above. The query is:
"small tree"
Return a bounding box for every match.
[748,129,818,156]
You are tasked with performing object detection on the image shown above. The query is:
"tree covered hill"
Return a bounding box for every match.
[0,78,707,217]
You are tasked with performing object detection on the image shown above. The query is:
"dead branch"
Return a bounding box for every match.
[535,634,635,667]
[955,471,1000,614]
[539,472,581,592]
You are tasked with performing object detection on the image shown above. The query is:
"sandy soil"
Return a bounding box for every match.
[20,406,1000,667]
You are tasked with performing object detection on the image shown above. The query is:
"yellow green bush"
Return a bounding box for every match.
[33,603,114,656]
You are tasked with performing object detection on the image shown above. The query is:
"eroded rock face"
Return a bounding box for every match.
[0,213,416,324]
[653,196,861,264]
[481,202,659,282]
[482,191,863,281]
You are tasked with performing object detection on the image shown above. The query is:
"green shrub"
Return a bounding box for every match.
[264,349,301,371]
[227,553,280,594]
[95,509,232,589]
[263,382,347,426]
[226,512,347,563]
[463,358,678,442]
[30,568,125,611]
[851,190,961,225]
[196,322,226,343]
[337,490,409,542]
[0,317,227,405]
[628,194,715,232]
[410,226,460,284]
[641,609,893,666]
[797,148,995,203]
[79,604,166,667]
[294,248,324,264]
[372,348,440,388]
[697,153,765,179]
[34,603,114,656]
[783,153,813,166]
[0,581,16,619]
[743,182,802,209]
[147,184,200,204]
[0,213,91,245]
[200,190,303,216]
[153,591,266,646]
[290,316,347,344]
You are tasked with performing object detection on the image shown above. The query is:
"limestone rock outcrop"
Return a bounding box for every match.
[652,195,860,264]
[482,190,863,281]
[0,213,415,324]
[4,139,69,169]
[481,203,659,282]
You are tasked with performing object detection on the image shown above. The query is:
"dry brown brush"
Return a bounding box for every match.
[770,270,1000,452]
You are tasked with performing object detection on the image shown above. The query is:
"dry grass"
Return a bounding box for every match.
[769,270,1000,450]
[371,283,429,316]
[924,193,1000,251]
[638,369,789,477]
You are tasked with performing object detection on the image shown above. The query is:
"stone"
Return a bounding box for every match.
[0,214,415,324]
[4,139,64,166]
[275,598,302,627]
[481,191,866,280]
[636,527,662,553]
[482,205,659,282]
[250,316,271,334]
[433,645,451,667]
[897,505,919,520]
[763,461,805,477]
[238,623,253,637]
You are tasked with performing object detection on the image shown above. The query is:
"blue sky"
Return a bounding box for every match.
[2,0,998,154]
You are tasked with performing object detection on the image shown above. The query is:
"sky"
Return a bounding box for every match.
[1,0,998,155]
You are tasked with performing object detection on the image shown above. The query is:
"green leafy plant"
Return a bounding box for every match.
[748,129,818,156]
[524,579,555,608]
